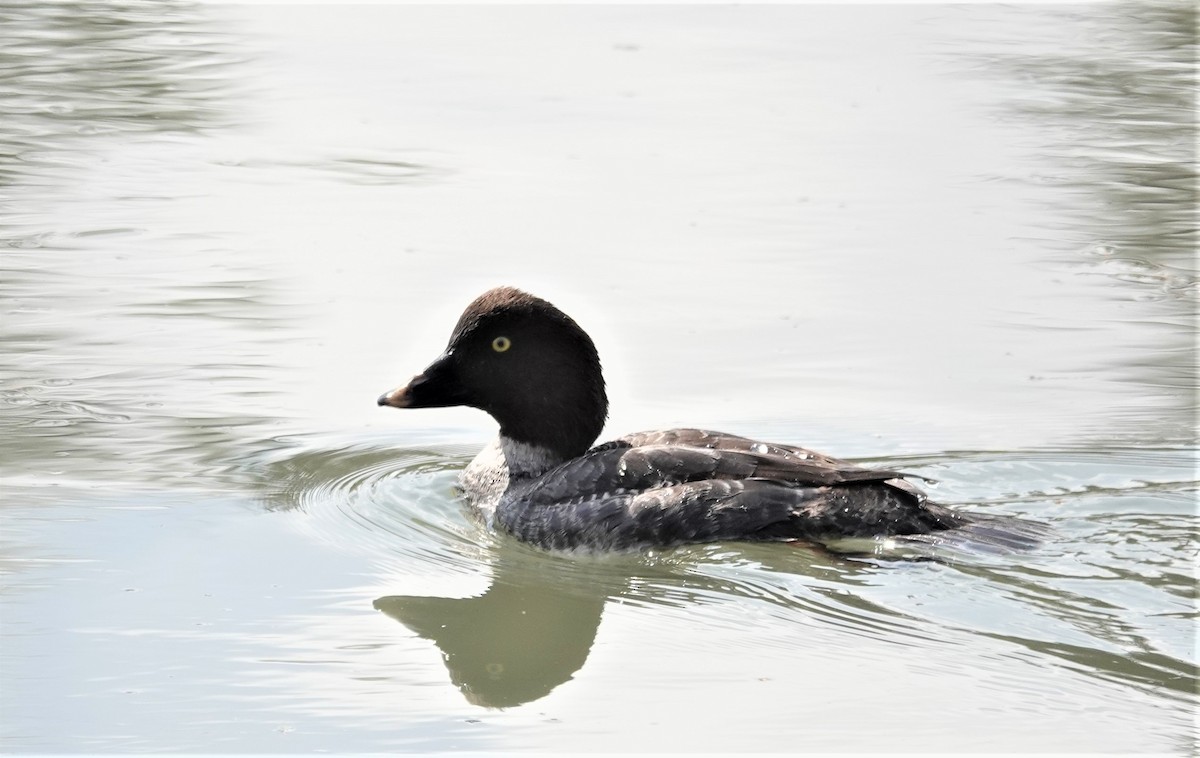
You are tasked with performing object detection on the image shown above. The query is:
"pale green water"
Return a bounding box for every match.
[1,2,1196,753]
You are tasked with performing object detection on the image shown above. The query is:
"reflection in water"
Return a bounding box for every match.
[371,537,877,709]
[375,552,612,708]
[0,0,244,186]
[1018,5,1195,270]
[0,2,302,489]
[961,3,1197,442]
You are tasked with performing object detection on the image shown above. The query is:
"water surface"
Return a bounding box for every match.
[1,3,1196,753]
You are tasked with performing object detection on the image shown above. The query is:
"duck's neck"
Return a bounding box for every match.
[497,434,565,479]
[488,358,608,463]
[462,435,565,511]
[493,395,605,464]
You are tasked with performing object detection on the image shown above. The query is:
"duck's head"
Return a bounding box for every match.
[378,287,608,460]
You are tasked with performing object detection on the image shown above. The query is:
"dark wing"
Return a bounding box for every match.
[518,444,738,507]
[612,428,922,488]
[518,427,929,510]
[519,436,910,508]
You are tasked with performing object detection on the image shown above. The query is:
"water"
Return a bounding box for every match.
[2,2,1196,753]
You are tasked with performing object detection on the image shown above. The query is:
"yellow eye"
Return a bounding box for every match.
[491,336,511,353]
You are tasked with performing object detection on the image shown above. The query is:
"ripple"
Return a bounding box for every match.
[218,148,447,187]
[2,389,136,426]
[259,442,490,577]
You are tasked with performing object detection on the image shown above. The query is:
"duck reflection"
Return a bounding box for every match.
[374,550,620,708]
[373,540,878,708]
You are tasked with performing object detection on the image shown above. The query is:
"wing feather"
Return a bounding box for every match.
[522,428,918,508]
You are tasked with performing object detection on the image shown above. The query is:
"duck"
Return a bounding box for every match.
[378,287,1046,555]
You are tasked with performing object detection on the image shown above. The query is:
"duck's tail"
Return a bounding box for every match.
[823,509,1053,561]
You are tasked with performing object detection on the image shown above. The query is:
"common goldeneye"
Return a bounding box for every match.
[378,287,1045,554]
